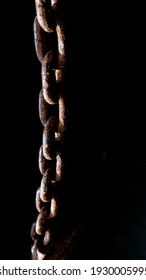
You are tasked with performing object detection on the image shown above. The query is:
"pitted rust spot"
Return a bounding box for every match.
[43,116,57,160]
[34,16,48,63]
[56,153,64,181]
[40,168,53,202]
[42,50,58,104]
[39,90,50,126]
[39,145,50,174]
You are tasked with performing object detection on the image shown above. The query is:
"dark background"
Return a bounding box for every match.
[0,1,38,260]
[0,1,145,260]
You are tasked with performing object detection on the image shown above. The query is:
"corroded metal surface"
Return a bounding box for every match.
[34,16,48,63]
[31,0,69,260]
[42,50,57,104]
[35,0,55,33]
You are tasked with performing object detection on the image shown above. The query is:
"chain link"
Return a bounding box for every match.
[31,0,68,260]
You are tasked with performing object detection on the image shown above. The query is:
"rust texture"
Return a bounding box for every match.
[39,90,50,126]
[34,16,48,63]
[35,188,45,212]
[43,116,57,160]
[42,51,57,104]
[39,145,50,175]
[35,0,55,32]
[31,0,68,260]
[40,168,53,202]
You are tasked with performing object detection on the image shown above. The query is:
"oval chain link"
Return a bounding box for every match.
[31,0,67,260]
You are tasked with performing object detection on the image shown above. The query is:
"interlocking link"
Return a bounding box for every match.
[39,90,49,126]
[42,50,58,104]
[39,145,50,175]
[35,187,45,212]
[34,16,48,63]
[35,0,55,33]
[40,168,52,202]
[43,116,57,160]
[31,0,67,260]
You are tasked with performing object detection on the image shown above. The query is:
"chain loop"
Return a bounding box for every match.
[39,90,50,126]
[42,50,58,104]
[39,145,50,175]
[34,16,49,63]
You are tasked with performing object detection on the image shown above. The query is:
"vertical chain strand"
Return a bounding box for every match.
[31,0,67,260]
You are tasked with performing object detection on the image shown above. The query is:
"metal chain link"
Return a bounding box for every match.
[31,0,68,260]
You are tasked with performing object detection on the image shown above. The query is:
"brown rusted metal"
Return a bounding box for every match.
[35,187,45,212]
[35,0,55,33]
[56,23,66,68]
[31,240,39,260]
[39,145,49,175]
[43,116,57,160]
[54,70,67,140]
[36,205,50,235]
[40,168,53,202]
[55,153,64,181]
[31,222,38,241]
[58,93,67,134]
[34,16,48,63]
[43,229,52,245]
[32,0,68,260]
[49,194,59,218]
[32,236,49,260]
[42,50,58,104]
[39,90,50,126]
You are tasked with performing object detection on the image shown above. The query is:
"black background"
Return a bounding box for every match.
[0,1,37,260]
[0,1,145,260]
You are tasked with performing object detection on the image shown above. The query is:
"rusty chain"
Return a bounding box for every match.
[31,0,68,260]
[31,1,114,260]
